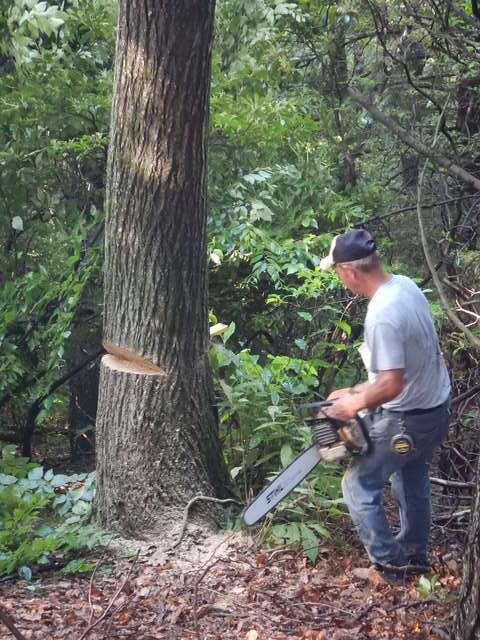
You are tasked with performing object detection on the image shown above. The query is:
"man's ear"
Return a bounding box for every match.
[349,266,360,282]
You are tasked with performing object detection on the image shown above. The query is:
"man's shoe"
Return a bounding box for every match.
[372,562,412,585]
[405,556,430,574]
[373,557,430,583]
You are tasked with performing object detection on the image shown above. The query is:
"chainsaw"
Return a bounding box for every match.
[242,400,372,526]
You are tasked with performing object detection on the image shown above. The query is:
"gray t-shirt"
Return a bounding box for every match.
[359,274,451,410]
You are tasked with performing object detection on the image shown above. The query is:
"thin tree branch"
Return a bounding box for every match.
[446,0,480,27]
[78,550,140,640]
[22,348,104,457]
[451,383,480,406]
[0,605,27,640]
[430,477,474,489]
[348,87,480,192]
[415,113,480,351]
[359,194,479,226]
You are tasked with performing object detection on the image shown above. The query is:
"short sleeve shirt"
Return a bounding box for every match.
[359,275,451,410]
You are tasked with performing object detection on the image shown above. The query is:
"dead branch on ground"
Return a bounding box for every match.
[0,604,27,640]
[170,495,243,550]
[78,550,140,640]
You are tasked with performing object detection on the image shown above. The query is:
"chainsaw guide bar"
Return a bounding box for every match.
[242,405,372,526]
[242,444,322,526]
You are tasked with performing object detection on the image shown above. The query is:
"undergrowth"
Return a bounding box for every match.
[0,444,106,579]
[213,334,347,563]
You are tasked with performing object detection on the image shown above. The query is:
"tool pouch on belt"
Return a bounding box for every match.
[367,412,415,455]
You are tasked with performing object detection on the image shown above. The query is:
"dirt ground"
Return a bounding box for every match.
[0,519,462,640]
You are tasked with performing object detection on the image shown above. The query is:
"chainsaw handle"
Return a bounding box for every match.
[300,400,336,424]
[298,400,333,410]
[354,412,373,455]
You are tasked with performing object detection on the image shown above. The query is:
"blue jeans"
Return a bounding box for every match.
[341,400,449,566]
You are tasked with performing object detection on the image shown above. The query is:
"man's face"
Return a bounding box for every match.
[334,263,364,295]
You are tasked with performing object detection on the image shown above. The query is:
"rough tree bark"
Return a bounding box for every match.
[452,463,480,639]
[95,0,228,535]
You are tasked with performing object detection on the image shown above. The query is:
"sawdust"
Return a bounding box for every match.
[108,525,253,573]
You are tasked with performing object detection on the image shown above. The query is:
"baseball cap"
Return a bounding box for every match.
[320,229,376,270]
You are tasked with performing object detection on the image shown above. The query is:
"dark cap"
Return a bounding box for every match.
[320,229,376,270]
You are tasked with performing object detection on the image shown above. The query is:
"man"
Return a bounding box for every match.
[320,229,451,580]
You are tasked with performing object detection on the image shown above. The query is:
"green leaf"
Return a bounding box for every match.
[35,525,54,537]
[222,321,236,343]
[270,388,280,405]
[81,489,94,502]
[44,468,54,482]
[18,566,32,581]
[61,559,96,575]
[280,443,294,467]
[64,515,81,524]
[285,522,301,543]
[297,311,312,322]
[336,320,351,336]
[230,466,242,479]
[28,467,44,481]
[72,500,91,515]
[51,474,69,487]
[270,524,289,540]
[308,523,330,538]
[12,216,24,231]
[416,575,432,599]
[300,523,319,563]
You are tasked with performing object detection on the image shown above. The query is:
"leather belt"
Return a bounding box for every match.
[380,398,449,416]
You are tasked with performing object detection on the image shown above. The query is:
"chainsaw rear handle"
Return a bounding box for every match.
[352,411,373,455]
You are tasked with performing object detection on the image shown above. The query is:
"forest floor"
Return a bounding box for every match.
[0,516,462,640]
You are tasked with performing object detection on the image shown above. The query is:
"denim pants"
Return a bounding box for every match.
[341,400,449,565]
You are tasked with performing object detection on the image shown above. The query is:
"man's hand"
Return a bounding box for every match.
[324,393,364,422]
[326,387,352,401]
[323,370,405,421]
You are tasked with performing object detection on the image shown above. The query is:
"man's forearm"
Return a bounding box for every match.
[349,374,404,411]
[350,381,370,394]
[324,370,405,421]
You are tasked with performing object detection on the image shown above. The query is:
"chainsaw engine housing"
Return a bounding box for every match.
[299,400,372,460]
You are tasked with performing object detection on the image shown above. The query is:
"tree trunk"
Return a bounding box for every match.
[452,454,480,639]
[95,0,227,536]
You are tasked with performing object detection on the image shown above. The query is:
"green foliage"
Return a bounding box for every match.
[416,574,438,599]
[3,0,66,65]
[0,0,113,435]
[0,0,475,571]
[213,334,346,563]
[416,574,455,602]
[265,468,344,563]
[213,340,319,495]
[0,445,104,578]
[0,444,37,477]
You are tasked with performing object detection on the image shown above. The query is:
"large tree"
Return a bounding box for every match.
[95,0,227,535]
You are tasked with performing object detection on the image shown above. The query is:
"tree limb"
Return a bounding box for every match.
[359,194,479,226]
[446,0,480,27]
[22,347,104,457]
[430,477,474,489]
[451,382,480,406]
[347,87,480,192]
[0,605,27,640]
[170,496,243,550]
[416,145,480,352]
